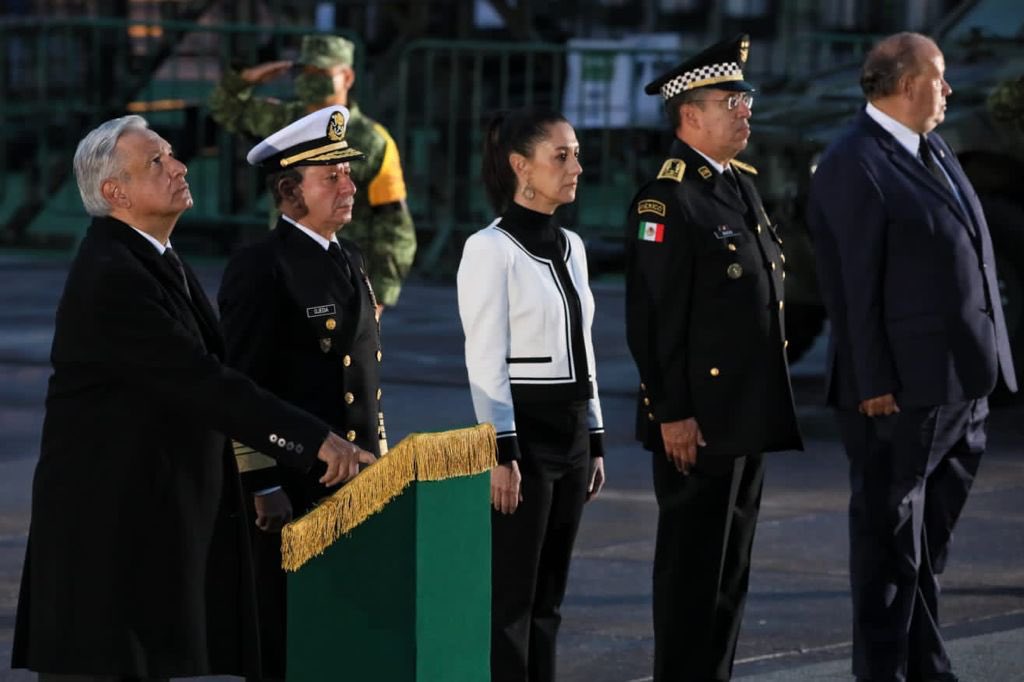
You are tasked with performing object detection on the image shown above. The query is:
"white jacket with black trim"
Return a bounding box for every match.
[457,218,604,461]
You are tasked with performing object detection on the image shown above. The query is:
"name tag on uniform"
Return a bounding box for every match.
[306,304,336,318]
[714,224,738,239]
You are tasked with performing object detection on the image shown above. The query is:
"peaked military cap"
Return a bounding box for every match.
[298,34,355,69]
[247,106,365,168]
[645,33,754,100]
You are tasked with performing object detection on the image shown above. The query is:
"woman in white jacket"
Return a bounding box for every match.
[457,107,606,682]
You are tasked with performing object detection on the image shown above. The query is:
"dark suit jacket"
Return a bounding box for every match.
[12,217,330,677]
[218,217,383,512]
[808,108,1016,409]
[625,139,802,459]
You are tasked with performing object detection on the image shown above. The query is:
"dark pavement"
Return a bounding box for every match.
[1,252,1022,681]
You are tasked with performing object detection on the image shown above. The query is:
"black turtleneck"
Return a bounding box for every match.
[497,202,604,460]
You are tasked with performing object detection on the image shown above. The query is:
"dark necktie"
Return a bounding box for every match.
[919,134,953,194]
[723,167,741,194]
[328,241,352,279]
[163,247,192,301]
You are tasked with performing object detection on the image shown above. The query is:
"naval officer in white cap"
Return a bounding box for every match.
[218,106,386,680]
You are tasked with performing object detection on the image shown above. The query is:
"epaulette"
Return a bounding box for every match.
[729,159,758,175]
[656,158,686,182]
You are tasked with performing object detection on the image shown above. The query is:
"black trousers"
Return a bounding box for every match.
[837,398,987,682]
[651,451,765,682]
[491,455,589,682]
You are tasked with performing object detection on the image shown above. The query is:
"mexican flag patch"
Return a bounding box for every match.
[638,221,665,242]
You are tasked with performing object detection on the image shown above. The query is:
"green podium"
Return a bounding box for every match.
[281,424,496,681]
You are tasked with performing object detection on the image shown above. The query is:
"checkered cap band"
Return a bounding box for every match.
[660,61,743,100]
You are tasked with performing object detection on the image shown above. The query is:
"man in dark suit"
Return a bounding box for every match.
[218,106,385,680]
[11,115,375,682]
[808,32,1017,682]
[624,35,803,681]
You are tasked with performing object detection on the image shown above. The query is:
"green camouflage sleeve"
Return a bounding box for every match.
[363,203,416,307]
[207,69,308,139]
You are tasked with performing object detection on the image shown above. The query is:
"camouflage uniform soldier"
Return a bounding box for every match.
[209,34,416,312]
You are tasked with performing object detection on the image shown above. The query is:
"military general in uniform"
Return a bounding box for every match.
[218,106,386,680]
[210,34,415,314]
[624,35,803,681]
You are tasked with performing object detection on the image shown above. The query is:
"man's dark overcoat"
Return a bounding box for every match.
[12,216,330,677]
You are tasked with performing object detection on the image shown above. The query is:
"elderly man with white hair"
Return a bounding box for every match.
[12,115,374,681]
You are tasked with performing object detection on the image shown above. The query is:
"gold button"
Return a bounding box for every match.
[783,271,787,279]
[727,243,737,252]
[344,392,355,404]
[785,339,790,349]
[346,430,356,442]
[771,262,777,270]
[376,350,382,362]
[343,354,352,367]
[757,225,762,234]
[647,412,655,421]
[643,397,650,406]
[640,382,646,391]
[710,367,720,377]
[779,300,784,311]
[325,318,337,331]
[376,388,383,400]
[780,253,786,263]
[726,263,743,279]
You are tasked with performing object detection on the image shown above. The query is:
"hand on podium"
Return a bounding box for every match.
[318,432,377,486]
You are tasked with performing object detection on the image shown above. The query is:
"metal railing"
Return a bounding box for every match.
[0,17,362,247]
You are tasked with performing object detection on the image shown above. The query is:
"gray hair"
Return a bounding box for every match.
[665,88,709,130]
[860,32,936,100]
[73,115,150,216]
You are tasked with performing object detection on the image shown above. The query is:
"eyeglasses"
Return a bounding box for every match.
[690,92,754,111]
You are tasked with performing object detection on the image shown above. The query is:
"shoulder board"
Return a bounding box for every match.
[729,159,758,175]
[657,158,686,182]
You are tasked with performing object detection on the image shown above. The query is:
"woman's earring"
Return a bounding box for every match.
[523,183,536,200]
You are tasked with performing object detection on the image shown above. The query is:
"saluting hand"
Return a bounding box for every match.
[317,431,377,486]
[661,418,706,475]
[491,461,522,515]
[859,393,900,417]
[240,60,293,85]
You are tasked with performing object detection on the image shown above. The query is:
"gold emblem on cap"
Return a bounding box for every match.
[727,263,743,279]
[739,37,750,64]
[325,318,337,330]
[328,111,346,142]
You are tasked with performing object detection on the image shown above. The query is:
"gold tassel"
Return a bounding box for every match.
[280,423,496,572]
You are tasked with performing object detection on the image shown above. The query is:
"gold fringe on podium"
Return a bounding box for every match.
[280,423,497,572]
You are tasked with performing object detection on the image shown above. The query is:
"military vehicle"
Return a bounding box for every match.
[748,0,1024,384]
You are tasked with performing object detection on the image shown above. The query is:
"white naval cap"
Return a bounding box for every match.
[246,106,365,168]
